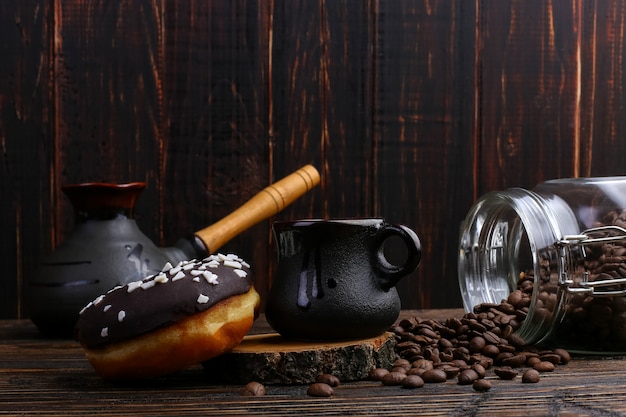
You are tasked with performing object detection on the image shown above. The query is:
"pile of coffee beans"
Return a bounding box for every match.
[366,292,571,391]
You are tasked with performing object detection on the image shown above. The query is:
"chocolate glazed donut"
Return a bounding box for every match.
[75,254,260,380]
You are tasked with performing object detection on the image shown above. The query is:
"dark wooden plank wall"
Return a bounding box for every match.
[2,1,626,319]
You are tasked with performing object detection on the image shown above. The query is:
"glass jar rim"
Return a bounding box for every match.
[458,187,579,345]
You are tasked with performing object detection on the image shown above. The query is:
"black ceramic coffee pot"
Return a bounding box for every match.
[266,219,421,340]
[28,165,320,336]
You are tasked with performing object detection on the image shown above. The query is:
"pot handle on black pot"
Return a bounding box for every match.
[372,224,421,291]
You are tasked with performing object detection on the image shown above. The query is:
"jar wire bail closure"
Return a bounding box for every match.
[558,226,626,297]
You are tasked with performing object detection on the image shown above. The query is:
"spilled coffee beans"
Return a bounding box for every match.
[307,382,334,397]
[383,285,572,393]
[522,369,541,383]
[241,381,266,397]
[316,373,341,387]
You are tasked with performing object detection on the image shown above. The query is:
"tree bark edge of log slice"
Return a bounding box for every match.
[202,332,396,385]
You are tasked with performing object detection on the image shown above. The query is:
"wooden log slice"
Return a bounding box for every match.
[202,332,395,385]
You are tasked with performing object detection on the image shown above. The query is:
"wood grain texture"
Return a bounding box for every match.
[4,1,626,319]
[478,0,580,191]
[579,0,626,177]
[3,316,626,416]
[0,1,52,319]
[374,1,476,308]
[160,1,273,306]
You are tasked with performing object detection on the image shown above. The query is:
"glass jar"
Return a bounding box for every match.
[459,176,626,353]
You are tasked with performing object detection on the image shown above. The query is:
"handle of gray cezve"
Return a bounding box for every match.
[194,164,321,254]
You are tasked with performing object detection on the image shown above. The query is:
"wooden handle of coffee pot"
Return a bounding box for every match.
[194,164,321,254]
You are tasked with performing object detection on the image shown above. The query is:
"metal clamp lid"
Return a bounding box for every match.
[556,226,626,297]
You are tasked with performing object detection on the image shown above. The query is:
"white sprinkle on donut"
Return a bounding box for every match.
[101,327,109,338]
[197,294,209,304]
[141,280,156,290]
[162,262,173,272]
[79,302,93,315]
[154,274,168,284]
[93,295,105,305]
[224,259,242,269]
[172,271,186,281]
[118,310,126,322]
[192,277,200,282]
[234,269,248,278]
[127,281,142,293]
[202,271,219,284]
[107,285,123,294]
[207,260,219,268]
[103,305,112,312]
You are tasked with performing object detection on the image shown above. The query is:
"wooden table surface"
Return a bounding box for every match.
[3,310,626,416]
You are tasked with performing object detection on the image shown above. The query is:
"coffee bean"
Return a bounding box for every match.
[393,358,411,369]
[307,383,334,397]
[502,354,526,367]
[481,318,496,329]
[469,336,486,353]
[470,354,493,369]
[472,379,492,391]
[526,356,541,367]
[497,343,517,354]
[494,366,518,380]
[472,364,486,378]
[440,365,460,379]
[421,369,447,383]
[507,333,527,347]
[483,331,500,345]
[453,347,471,362]
[533,361,555,372]
[241,381,265,396]
[316,373,340,387]
[369,368,388,381]
[445,317,462,330]
[412,359,434,370]
[498,302,516,315]
[391,366,408,374]
[439,351,454,362]
[482,344,500,357]
[539,353,562,365]
[495,352,513,363]
[407,367,425,376]
[458,369,479,385]
[451,359,468,368]
[439,338,454,350]
[522,369,541,383]
[507,290,524,308]
[417,327,439,339]
[381,371,407,386]
[402,375,425,389]
[398,317,418,330]
[553,348,571,364]
[469,320,487,333]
